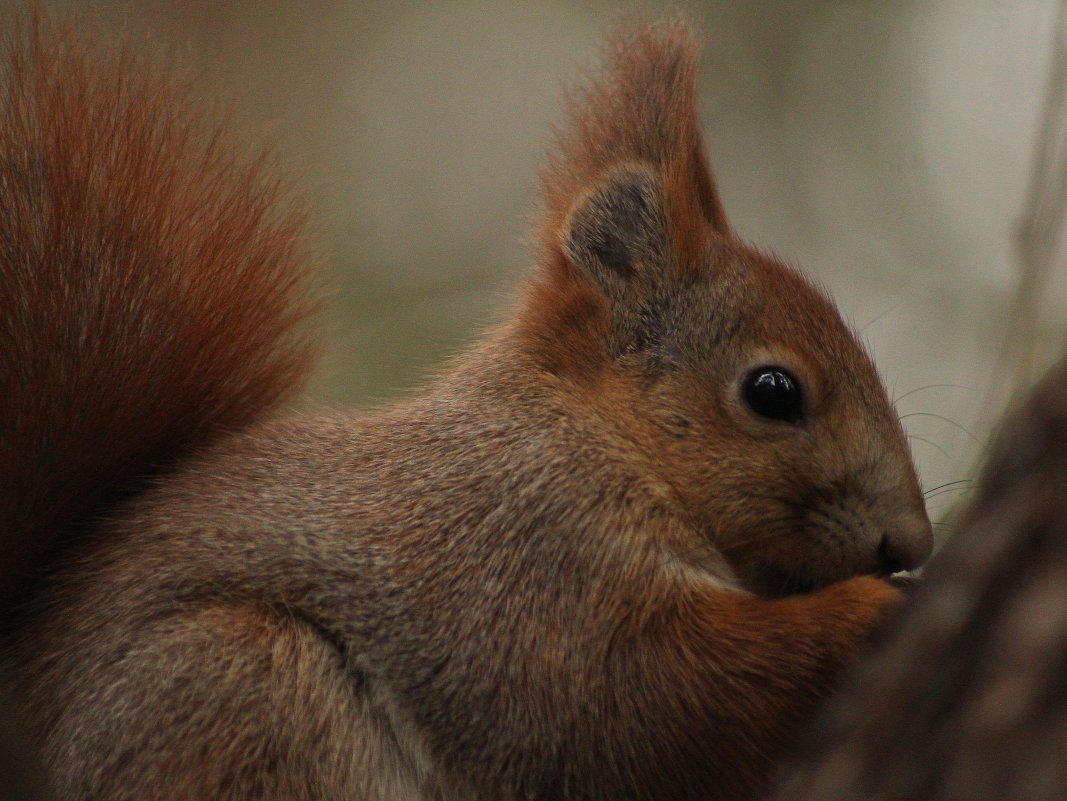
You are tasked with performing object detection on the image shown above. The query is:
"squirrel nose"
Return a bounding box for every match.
[877,515,934,574]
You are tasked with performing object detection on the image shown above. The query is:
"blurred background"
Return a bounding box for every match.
[14,0,1067,524]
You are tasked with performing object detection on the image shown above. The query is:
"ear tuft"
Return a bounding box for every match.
[522,20,726,366]
[561,165,664,300]
[538,18,729,283]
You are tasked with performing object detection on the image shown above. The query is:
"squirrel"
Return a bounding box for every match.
[1,10,934,801]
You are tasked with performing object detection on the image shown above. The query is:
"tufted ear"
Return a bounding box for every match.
[539,20,729,286]
[560,164,667,305]
[522,21,728,366]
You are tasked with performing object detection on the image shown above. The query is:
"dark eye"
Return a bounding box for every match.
[742,367,804,423]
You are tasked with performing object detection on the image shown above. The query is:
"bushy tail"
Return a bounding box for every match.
[0,11,320,598]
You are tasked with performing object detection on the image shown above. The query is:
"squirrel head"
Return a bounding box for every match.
[520,20,933,595]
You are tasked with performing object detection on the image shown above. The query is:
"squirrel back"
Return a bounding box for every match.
[3,11,934,801]
[0,11,319,600]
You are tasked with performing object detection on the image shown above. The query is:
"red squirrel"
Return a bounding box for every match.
[1,11,933,801]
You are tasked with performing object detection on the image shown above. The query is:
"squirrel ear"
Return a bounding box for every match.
[539,20,731,282]
[560,165,666,302]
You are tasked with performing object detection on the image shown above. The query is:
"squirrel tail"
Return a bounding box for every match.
[0,11,321,598]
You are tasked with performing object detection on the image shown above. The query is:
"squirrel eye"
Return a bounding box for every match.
[742,367,804,423]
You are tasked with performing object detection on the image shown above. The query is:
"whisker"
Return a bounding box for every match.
[892,383,975,408]
[924,486,975,502]
[924,479,973,496]
[907,434,950,460]
[899,412,983,446]
[858,300,905,334]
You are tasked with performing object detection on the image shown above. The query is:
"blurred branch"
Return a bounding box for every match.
[989,0,1067,420]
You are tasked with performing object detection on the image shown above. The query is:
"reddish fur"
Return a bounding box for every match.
[2,12,932,801]
[0,12,319,596]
